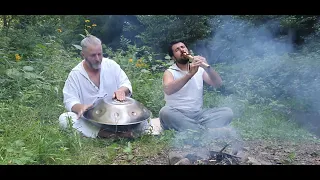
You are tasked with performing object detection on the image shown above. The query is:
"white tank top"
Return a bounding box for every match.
[164,63,204,111]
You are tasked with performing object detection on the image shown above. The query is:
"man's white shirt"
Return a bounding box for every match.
[63,58,132,112]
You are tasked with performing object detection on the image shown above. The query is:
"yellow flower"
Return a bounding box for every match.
[137,59,142,63]
[135,62,147,68]
[85,20,90,23]
[15,54,21,61]
[129,59,133,63]
[57,29,62,33]
[92,24,97,27]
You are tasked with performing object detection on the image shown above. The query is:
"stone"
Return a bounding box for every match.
[175,158,191,165]
[168,152,184,165]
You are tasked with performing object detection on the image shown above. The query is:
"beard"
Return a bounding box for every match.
[175,58,189,64]
[90,63,101,70]
[85,59,101,70]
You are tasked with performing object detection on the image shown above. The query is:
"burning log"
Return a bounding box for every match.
[184,144,242,165]
[208,150,241,165]
[185,151,241,165]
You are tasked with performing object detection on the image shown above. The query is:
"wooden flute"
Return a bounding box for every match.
[183,53,210,68]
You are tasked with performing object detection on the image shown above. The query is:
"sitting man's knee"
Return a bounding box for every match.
[59,112,77,129]
[223,107,234,124]
[159,106,171,120]
[159,106,174,130]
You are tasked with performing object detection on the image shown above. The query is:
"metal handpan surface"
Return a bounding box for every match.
[83,97,152,125]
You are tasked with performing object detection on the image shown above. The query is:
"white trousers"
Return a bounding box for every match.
[58,112,163,138]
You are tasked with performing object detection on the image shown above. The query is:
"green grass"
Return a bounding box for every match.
[203,90,318,143]
[0,99,174,165]
[1,89,318,165]
[232,105,317,142]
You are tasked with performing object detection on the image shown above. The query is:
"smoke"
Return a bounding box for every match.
[168,15,320,153]
[193,16,294,115]
[170,126,244,156]
[190,15,320,139]
[193,15,294,73]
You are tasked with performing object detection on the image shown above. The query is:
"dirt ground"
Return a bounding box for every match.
[143,139,320,165]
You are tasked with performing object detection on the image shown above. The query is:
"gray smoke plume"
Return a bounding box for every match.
[189,15,320,139]
[191,16,294,116]
[169,15,320,154]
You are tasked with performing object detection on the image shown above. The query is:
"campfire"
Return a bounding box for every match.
[169,144,245,165]
[168,126,246,165]
[186,145,242,165]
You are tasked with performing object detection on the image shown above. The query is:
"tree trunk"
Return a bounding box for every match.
[3,15,7,27]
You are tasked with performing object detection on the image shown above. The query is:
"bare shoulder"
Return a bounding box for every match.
[163,70,174,83]
[163,69,173,77]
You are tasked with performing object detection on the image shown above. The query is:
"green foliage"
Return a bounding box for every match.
[125,15,213,53]
[1,139,36,165]
[81,15,126,50]
[0,30,78,109]
[104,39,173,115]
[278,15,318,29]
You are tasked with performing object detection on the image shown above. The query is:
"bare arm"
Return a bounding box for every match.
[192,55,222,88]
[163,70,194,95]
[203,67,222,88]
[71,103,93,119]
